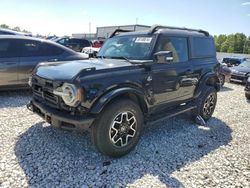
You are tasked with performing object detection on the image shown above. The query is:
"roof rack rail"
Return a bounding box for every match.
[109,29,133,38]
[148,25,210,36]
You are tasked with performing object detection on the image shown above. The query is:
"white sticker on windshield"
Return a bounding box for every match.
[135,37,152,43]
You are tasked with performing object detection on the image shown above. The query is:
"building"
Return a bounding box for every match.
[72,24,150,40]
[71,33,96,40]
[96,24,150,38]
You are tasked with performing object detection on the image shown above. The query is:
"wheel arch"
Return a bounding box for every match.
[89,87,149,115]
[194,72,220,99]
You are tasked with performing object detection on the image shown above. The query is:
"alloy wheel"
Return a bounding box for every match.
[109,111,137,147]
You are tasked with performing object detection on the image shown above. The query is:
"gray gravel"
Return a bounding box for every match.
[0,83,249,188]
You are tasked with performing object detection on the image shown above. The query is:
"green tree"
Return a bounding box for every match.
[0,24,9,29]
[234,33,246,53]
[12,26,21,32]
[214,34,227,52]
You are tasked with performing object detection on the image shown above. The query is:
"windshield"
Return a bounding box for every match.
[97,35,155,60]
[239,60,250,68]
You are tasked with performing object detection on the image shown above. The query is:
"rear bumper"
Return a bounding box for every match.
[27,100,94,131]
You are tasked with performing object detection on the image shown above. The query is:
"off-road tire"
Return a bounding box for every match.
[218,74,225,86]
[246,93,250,100]
[192,87,217,121]
[91,99,143,157]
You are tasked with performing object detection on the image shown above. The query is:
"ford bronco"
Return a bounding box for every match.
[27,25,220,157]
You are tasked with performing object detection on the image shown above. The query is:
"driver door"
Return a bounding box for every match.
[151,36,196,110]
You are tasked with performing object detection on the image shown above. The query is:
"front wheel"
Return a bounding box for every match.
[91,99,143,157]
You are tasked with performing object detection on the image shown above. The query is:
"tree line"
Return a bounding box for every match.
[214,33,250,54]
[0,24,30,34]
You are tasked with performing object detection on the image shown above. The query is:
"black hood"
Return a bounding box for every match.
[35,58,133,81]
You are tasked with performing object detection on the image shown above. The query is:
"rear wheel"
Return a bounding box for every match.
[192,87,217,121]
[91,99,143,157]
[246,93,250,100]
[218,75,225,86]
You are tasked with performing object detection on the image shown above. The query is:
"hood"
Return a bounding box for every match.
[35,58,133,81]
[230,66,250,74]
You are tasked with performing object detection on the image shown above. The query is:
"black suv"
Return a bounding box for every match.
[28,25,220,157]
[54,37,91,52]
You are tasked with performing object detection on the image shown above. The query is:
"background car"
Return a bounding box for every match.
[54,37,91,52]
[230,59,250,84]
[91,39,104,48]
[222,57,246,67]
[0,35,88,90]
[245,77,250,100]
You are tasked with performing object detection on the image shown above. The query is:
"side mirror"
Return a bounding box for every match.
[153,51,174,63]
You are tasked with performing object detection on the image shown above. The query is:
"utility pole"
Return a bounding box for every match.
[89,22,91,33]
[136,18,138,25]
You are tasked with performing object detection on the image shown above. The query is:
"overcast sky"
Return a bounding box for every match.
[0,0,250,36]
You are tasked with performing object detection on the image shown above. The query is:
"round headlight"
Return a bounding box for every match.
[61,84,77,106]
[53,83,81,107]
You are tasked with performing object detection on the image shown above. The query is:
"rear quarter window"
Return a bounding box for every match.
[192,37,215,58]
[42,43,64,56]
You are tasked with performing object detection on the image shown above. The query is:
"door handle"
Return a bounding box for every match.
[48,59,58,62]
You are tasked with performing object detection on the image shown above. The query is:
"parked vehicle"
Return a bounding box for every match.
[0,28,32,36]
[230,59,250,84]
[245,77,250,100]
[0,35,88,90]
[54,37,91,52]
[27,25,220,157]
[92,39,104,48]
[218,62,231,86]
[81,46,100,58]
[222,57,246,67]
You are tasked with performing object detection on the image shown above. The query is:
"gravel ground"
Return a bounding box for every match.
[0,83,249,188]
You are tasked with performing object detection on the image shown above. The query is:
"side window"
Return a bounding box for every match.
[21,40,42,57]
[156,36,188,63]
[82,40,91,47]
[193,37,215,58]
[0,39,19,58]
[41,43,64,56]
[58,38,69,45]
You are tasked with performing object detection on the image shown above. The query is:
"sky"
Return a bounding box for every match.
[0,0,250,36]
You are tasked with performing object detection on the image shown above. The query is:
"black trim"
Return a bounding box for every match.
[27,100,94,131]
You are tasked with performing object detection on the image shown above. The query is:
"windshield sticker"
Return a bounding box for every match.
[135,37,152,43]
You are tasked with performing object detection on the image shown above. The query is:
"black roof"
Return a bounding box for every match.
[116,25,212,38]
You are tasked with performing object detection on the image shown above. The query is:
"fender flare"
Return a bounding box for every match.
[89,87,148,114]
[194,72,220,99]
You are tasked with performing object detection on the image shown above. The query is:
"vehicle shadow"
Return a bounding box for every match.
[15,117,232,187]
[0,90,31,108]
[219,86,234,92]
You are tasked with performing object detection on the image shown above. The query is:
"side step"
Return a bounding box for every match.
[148,104,197,125]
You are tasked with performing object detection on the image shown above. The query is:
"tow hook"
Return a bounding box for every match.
[26,101,34,112]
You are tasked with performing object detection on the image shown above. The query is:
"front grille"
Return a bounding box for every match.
[32,76,64,110]
[231,75,245,81]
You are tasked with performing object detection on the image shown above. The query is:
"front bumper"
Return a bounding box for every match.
[230,74,248,84]
[27,100,94,131]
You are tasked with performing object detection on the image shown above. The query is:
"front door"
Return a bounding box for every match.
[151,36,196,110]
